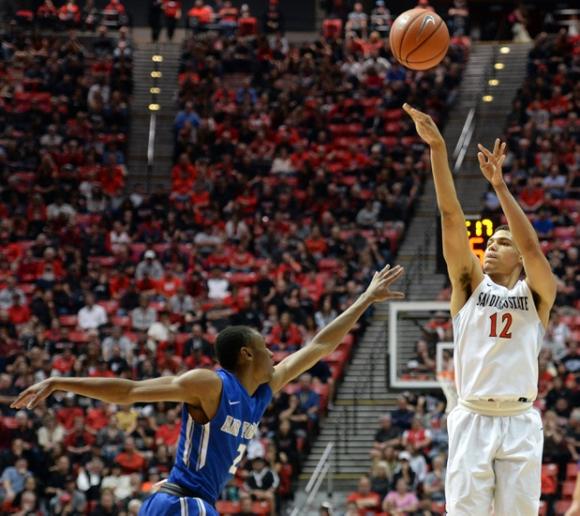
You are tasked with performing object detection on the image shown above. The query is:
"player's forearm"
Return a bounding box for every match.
[52,377,136,404]
[310,292,373,353]
[494,182,540,252]
[429,142,463,216]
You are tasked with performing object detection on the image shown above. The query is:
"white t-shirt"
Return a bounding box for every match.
[78,304,108,330]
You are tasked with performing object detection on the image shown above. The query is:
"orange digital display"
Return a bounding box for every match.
[465,217,494,264]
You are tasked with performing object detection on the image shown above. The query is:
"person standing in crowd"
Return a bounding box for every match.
[149,0,163,42]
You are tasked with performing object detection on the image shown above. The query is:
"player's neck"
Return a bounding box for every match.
[487,270,521,290]
[234,368,261,397]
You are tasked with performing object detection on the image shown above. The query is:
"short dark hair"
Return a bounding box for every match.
[215,326,257,372]
[494,224,510,233]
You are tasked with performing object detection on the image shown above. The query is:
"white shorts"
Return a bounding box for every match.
[445,404,543,516]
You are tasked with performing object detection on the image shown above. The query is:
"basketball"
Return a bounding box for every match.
[389,8,450,71]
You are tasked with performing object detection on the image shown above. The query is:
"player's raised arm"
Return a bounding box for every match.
[10,369,221,414]
[477,139,557,326]
[403,103,483,315]
[269,264,404,393]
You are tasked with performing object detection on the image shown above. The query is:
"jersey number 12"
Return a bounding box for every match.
[489,312,512,339]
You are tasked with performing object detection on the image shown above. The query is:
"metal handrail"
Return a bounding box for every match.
[289,442,335,516]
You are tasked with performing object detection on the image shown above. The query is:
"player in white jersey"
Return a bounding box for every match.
[403,103,557,516]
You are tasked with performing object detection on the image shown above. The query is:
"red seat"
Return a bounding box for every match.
[553,226,575,239]
[69,331,90,343]
[215,500,239,514]
[325,349,346,364]
[251,501,270,515]
[563,480,576,499]
[111,316,131,329]
[238,16,257,36]
[59,315,78,328]
[431,501,446,514]
[98,300,119,315]
[555,500,572,515]
[568,462,579,480]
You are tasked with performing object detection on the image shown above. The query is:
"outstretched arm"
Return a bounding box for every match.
[477,139,556,326]
[10,369,221,414]
[403,104,482,315]
[269,264,405,393]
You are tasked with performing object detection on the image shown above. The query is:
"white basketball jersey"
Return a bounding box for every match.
[452,274,544,402]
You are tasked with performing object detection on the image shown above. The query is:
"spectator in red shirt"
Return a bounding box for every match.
[56,395,85,430]
[171,153,197,200]
[115,437,146,474]
[8,295,31,325]
[187,0,213,28]
[98,155,126,196]
[163,0,181,41]
[270,312,303,351]
[52,344,76,375]
[58,0,81,26]
[37,0,58,25]
[155,408,181,448]
[402,417,432,454]
[156,267,183,299]
[65,416,95,463]
[305,226,328,257]
[346,475,381,515]
[519,179,544,212]
[105,0,126,14]
[218,1,238,35]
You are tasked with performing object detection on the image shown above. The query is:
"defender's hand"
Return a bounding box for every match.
[11,378,57,410]
[403,103,445,148]
[365,264,405,303]
[477,138,507,188]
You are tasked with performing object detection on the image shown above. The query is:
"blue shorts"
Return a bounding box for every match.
[139,492,217,515]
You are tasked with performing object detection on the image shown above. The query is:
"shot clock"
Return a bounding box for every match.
[436,215,495,274]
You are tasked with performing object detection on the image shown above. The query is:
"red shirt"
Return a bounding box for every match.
[58,3,80,22]
[164,0,182,18]
[109,274,130,297]
[171,164,197,195]
[156,276,183,298]
[187,5,212,23]
[8,304,31,325]
[56,407,84,430]
[105,0,126,14]
[270,323,303,348]
[305,237,328,255]
[98,165,125,196]
[65,429,95,448]
[86,407,109,431]
[155,422,181,446]
[346,491,381,514]
[52,353,76,374]
[115,450,146,473]
[519,187,544,209]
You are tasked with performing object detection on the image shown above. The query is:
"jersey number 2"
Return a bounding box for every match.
[489,312,512,339]
[229,444,247,474]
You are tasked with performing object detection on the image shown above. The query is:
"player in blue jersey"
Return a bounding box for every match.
[11,264,404,515]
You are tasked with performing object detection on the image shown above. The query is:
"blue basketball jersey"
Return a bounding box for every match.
[167,369,273,505]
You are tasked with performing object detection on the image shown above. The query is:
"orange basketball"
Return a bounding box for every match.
[389,8,450,71]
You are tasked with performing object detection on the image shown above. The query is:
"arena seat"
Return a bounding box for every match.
[567,462,578,480]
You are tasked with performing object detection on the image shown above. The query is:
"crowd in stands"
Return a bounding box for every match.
[352,31,579,516]
[16,0,130,31]
[322,0,469,42]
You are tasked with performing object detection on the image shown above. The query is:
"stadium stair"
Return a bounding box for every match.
[291,41,533,515]
[128,41,181,189]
